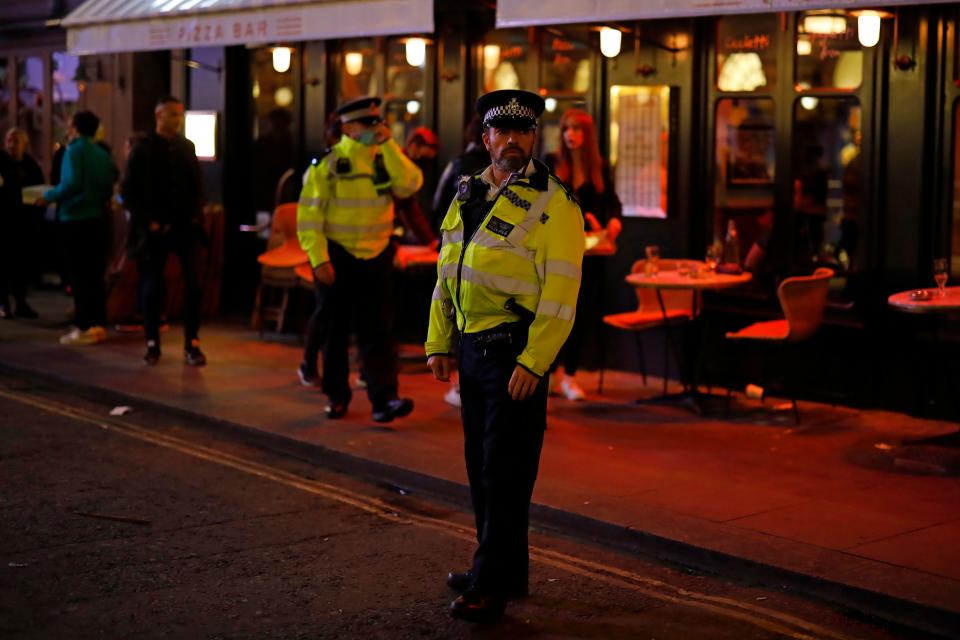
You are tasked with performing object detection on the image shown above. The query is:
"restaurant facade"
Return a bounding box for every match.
[1,0,957,415]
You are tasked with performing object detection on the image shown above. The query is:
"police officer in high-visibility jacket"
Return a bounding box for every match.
[426,90,584,622]
[298,96,423,423]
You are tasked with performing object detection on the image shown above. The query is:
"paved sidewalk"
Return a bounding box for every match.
[2,293,959,636]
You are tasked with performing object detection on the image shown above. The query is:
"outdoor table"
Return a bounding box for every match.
[625,267,752,412]
[888,286,960,445]
[394,244,439,270]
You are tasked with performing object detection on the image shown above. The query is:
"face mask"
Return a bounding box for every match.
[355,129,378,146]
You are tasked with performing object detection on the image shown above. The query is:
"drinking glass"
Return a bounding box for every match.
[644,245,660,276]
[933,258,949,297]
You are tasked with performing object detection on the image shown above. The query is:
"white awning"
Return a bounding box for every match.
[497,0,955,28]
[63,0,434,55]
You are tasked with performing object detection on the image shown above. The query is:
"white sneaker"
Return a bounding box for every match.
[443,386,461,407]
[560,377,585,401]
[60,326,105,345]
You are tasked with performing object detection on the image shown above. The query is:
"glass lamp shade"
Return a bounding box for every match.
[600,27,622,59]
[272,47,292,73]
[857,13,882,47]
[405,38,426,67]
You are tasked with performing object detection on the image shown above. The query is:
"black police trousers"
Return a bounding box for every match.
[459,321,548,595]
[318,240,399,410]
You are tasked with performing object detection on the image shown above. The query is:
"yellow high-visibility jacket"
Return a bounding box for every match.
[297,134,423,265]
[425,160,584,377]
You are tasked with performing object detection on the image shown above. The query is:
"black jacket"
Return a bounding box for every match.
[122,133,205,255]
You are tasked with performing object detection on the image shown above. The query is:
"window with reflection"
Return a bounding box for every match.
[52,53,79,158]
[952,102,960,277]
[792,97,861,275]
[0,57,9,132]
[251,46,299,212]
[481,29,533,93]
[385,37,428,145]
[713,98,775,253]
[339,38,379,103]
[17,56,46,166]
[796,12,862,90]
[716,14,778,92]
[609,85,671,219]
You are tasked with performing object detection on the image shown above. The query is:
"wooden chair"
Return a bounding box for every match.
[601,259,698,396]
[724,267,834,423]
[251,203,310,335]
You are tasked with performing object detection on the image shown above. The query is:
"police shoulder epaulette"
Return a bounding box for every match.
[549,175,580,206]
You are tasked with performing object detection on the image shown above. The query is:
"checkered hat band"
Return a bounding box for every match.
[341,106,380,122]
[483,101,537,126]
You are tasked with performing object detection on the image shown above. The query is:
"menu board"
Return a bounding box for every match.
[611,86,670,219]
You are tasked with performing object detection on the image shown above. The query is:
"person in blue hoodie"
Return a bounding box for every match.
[37,111,117,345]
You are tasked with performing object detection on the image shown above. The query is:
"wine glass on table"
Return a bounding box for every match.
[933,258,949,297]
[705,243,721,272]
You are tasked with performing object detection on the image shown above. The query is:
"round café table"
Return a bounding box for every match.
[888,286,960,445]
[624,267,752,412]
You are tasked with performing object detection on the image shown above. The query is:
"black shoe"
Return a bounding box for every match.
[449,588,506,622]
[14,304,38,319]
[325,398,349,419]
[372,397,414,423]
[184,343,207,366]
[144,345,161,365]
[297,362,321,387]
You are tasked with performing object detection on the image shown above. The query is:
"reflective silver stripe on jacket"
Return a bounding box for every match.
[471,229,535,260]
[441,263,540,296]
[441,229,463,245]
[299,196,323,207]
[325,220,394,235]
[432,285,449,301]
[297,220,325,232]
[536,259,582,282]
[536,299,576,321]
[330,196,391,208]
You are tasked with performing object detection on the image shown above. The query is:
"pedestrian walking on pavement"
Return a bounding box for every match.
[122,96,207,366]
[426,89,585,622]
[36,111,117,346]
[297,96,423,423]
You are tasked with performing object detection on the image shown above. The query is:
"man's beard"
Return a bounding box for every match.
[493,146,530,173]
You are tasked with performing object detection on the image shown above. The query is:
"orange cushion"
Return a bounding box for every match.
[258,243,309,267]
[725,319,789,341]
[603,309,693,330]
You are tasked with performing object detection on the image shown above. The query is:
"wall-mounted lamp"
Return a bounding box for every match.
[271,46,292,73]
[344,51,364,76]
[600,27,622,58]
[406,100,421,115]
[850,9,892,48]
[544,97,557,113]
[796,37,812,56]
[405,37,427,67]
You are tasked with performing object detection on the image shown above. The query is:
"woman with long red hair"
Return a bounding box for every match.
[546,108,622,400]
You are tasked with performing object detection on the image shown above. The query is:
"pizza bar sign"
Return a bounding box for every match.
[149,15,302,48]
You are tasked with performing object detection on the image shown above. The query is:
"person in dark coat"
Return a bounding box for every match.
[431,115,490,234]
[545,108,622,400]
[122,95,207,366]
[0,127,45,319]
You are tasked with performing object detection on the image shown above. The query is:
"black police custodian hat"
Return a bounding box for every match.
[476,89,544,129]
[336,96,382,124]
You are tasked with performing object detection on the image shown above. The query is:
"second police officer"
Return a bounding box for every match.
[298,96,423,423]
[426,89,585,621]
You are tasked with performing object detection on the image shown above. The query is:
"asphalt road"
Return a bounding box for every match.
[0,375,917,639]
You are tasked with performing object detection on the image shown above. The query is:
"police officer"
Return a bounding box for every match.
[426,90,584,621]
[298,96,423,422]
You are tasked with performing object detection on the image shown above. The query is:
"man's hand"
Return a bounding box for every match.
[428,355,452,382]
[313,261,335,286]
[34,195,47,207]
[373,122,392,145]
[508,366,540,401]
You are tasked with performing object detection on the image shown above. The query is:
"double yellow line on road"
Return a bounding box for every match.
[1,386,857,640]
